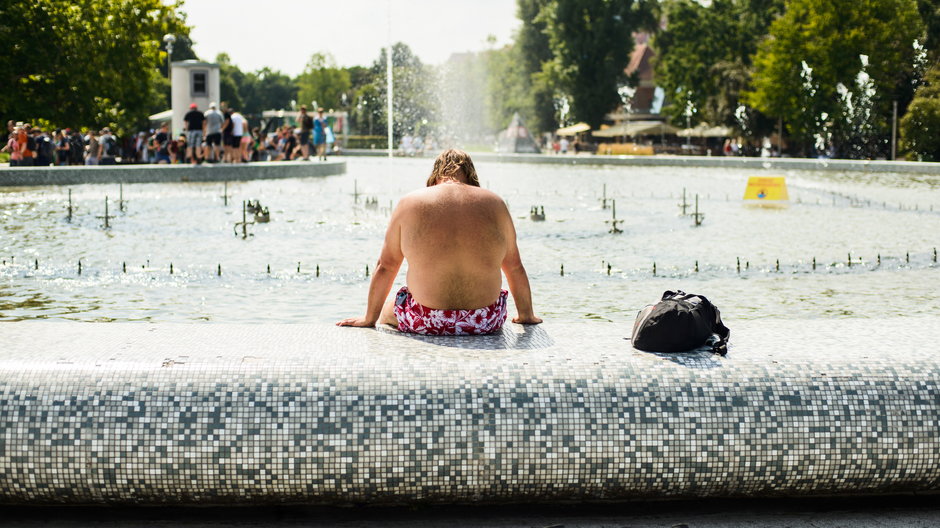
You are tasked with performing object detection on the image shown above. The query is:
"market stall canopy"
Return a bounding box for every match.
[592,121,680,138]
[678,123,734,137]
[148,109,173,122]
[704,125,734,137]
[555,122,590,136]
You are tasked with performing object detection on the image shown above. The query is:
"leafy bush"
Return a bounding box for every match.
[344,135,390,149]
[901,65,940,161]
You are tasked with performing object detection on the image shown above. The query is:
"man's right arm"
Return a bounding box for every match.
[337,200,407,327]
[499,201,542,324]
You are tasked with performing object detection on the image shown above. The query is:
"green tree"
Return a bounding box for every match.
[362,43,438,140]
[745,0,923,156]
[485,45,538,133]
[296,53,352,112]
[538,0,657,129]
[241,68,298,118]
[916,0,940,60]
[653,0,784,131]
[900,64,940,160]
[0,0,193,134]
[215,53,245,112]
[515,0,558,134]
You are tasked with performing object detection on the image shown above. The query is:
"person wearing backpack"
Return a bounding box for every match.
[151,123,170,164]
[98,128,117,165]
[69,132,85,165]
[33,129,54,166]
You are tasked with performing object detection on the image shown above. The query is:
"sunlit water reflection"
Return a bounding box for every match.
[1,158,938,324]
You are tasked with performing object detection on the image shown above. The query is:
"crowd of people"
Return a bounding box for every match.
[1,103,336,167]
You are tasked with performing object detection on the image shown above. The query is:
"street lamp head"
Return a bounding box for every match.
[163,34,176,45]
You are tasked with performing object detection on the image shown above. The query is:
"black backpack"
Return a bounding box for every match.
[631,290,730,355]
[26,134,37,152]
[69,135,85,163]
[39,136,54,159]
[102,135,117,156]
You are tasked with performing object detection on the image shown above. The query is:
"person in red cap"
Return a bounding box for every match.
[183,102,205,164]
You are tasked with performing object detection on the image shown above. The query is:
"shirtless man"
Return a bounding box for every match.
[337,149,541,335]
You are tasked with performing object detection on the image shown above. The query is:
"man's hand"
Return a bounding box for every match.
[336,317,375,328]
[512,314,543,325]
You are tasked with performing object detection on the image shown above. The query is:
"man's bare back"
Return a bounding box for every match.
[337,149,541,332]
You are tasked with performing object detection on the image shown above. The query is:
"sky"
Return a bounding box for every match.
[179,0,521,76]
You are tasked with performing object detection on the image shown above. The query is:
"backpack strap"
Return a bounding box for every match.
[711,304,730,356]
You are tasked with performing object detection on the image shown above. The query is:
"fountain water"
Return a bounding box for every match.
[799,61,831,156]
[835,55,878,159]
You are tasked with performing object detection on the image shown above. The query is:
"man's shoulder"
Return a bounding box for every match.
[406,185,504,208]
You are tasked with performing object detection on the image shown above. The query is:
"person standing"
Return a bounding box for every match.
[230,109,247,163]
[313,107,328,161]
[54,130,70,166]
[68,131,85,165]
[1,124,21,166]
[84,130,99,165]
[31,129,53,166]
[221,103,234,163]
[151,123,170,164]
[298,105,313,160]
[97,127,117,165]
[183,103,205,165]
[203,102,223,163]
[18,124,34,166]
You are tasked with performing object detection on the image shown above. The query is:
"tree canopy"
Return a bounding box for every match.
[296,53,351,113]
[654,0,784,130]
[901,63,940,160]
[0,0,191,134]
[745,0,923,156]
[539,0,657,129]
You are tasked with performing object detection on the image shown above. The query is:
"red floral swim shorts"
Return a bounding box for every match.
[393,286,508,335]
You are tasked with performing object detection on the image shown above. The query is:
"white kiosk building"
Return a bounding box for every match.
[170,60,221,135]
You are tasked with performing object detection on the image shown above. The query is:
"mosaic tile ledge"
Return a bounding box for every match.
[0,319,938,505]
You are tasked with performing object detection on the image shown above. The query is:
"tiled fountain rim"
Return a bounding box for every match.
[0,319,938,505]
[0,159,346,186]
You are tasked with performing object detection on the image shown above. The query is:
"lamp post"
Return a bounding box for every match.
[163,33,176,76]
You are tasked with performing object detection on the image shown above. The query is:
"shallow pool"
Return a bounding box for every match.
[1,157,938,324]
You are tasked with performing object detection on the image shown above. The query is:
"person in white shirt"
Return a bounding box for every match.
[229,111,247,164]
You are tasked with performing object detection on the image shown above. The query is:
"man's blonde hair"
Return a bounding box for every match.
[427,149,480,187]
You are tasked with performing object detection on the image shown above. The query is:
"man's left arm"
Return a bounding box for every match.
[337,202,406,327]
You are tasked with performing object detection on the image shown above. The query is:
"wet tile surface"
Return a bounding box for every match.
[0,319,938,504]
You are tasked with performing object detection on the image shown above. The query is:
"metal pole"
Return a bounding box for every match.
[891,100,898,160]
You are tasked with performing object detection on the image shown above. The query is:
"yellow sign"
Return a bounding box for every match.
[743,176,789,203]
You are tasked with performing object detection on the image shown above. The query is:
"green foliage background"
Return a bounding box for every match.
[745,0,923,155]
[2,0,939,158]
[0,0,191,135]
